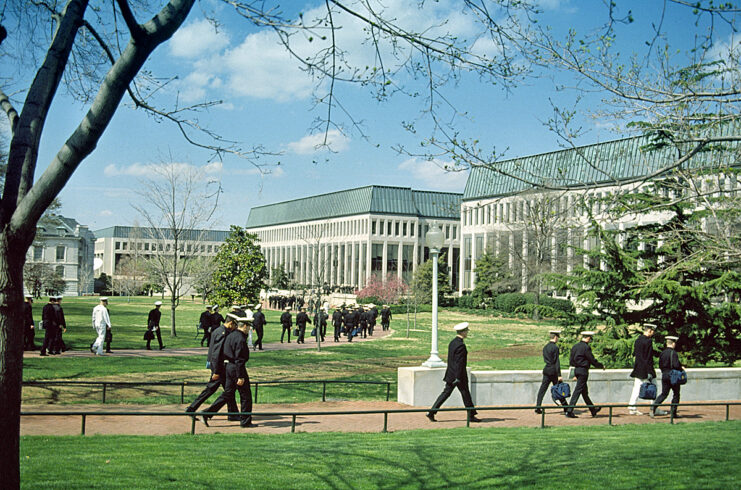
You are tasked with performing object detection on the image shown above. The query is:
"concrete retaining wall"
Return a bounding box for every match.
[398,367,741,407]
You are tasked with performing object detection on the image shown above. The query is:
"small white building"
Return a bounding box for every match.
[25,215,96,296]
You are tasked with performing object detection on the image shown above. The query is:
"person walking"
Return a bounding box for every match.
[252,304,265,350]
[280,306,292,343]
[380,304,392,331]
[199,305,214,347]
[627,324,656,415]
[296,307,311,344]
[535,330,567,414]
[91,297,111,356]
[203,313,256,428]
[145,301,165,350]
[332,306,343,342]
[23,295,36,351]
[426,323,481,423]
[186,313,240,422]
[651,336,684,418]
[52,296,67,353]
[39,296,59,357]
[565,331,604,418]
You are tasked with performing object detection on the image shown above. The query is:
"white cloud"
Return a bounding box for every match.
[103,161,222,178]
[99,210,113,217]
[398,158,468,191]
[170,19,230,59]
[286,130,350,154]
[173,0,491,103]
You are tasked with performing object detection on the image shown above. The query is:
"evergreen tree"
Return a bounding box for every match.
[412,252,452,305]
[211,226,268,307]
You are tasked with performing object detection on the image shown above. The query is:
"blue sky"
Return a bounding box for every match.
[22,0,736,231]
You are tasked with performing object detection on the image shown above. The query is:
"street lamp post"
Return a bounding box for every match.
[422,221,446,368]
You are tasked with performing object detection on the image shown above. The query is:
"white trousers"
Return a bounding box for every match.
[92,325,106,355]
[628,377,646,411]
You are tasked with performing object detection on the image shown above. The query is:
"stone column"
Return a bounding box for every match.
[398,242,403,280]
[382,241,388,279]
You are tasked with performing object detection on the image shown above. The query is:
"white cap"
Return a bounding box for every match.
[100,297,108,301]
[226,313,240,322]
[25,294,33,299]
[454,322,469,331]
[238,311,254,323]
[549,330,562,335]
[581,330,596,336]
[206,305,213,309]
[255,304,262,310]
[666,335,679,341]
[285,306,291,310]
[154,301,162,306]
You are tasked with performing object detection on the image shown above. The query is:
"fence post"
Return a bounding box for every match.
[608,406,613,426]
[191,416,196,435]
[102,383,107,404]
[254,383,259,404]
[386,383,390,401]
[383,412,388,433]
[181,383,185,404]
[726,404,730,421]
[81,414,86,436]
[322,382,326,402]
[466,409,471,428]
[540,409,545,429]
[670,405,675,425]
[291,414,296,433]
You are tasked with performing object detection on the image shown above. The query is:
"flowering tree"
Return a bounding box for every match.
[356,274,408,305]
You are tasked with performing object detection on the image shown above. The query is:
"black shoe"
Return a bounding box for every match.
[159,346,165,350]
[426,412,436,422]
[469,416,482,423]
[591,407,602,417]
[565,412,578,418]
[90,344,95,353]
[40,352,48,357]
[105,350,112,354]
[240,422,257,428]
[146,347,152,350]
[534,409,543,414]
[200,416,210,427]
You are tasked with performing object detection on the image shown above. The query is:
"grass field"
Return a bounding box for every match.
[20,421,741,488]
[24,296,555,404]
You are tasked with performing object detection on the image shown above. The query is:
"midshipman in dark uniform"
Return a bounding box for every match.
[145,301,165,350]
[40,296,59,357]
[628,323,656,415]
[426,322,481,423]
[566,330,604,418]
[296,307,311,344]
[380,305,392,331]
[651,335,684,418]
[535,330,566,413]
[252,304,265,350]
[199,305,214,347]
[280,306,292,343]
[332,307,344,342]
[186,313,239,422]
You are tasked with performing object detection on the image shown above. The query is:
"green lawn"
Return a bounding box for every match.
[24,297,554,404]
[20,421,741,488]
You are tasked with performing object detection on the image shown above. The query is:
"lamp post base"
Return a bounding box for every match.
[422,355,447,368]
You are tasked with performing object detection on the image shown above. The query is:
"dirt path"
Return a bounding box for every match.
[20,401,739,436]
[22,328,393,359]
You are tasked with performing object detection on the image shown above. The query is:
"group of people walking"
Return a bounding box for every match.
[429,323,687,422]
[279,303,392,344]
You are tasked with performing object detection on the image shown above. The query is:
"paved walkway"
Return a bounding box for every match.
[20,401,740,436]
[23,328,393,358]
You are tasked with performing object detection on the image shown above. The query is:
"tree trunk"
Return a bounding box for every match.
[0,232,32,487]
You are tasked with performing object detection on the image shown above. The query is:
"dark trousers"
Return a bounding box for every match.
[346,326,355,342]
[382,321,390,331]
[320,324,327,340]
[146,328,163,349]
[104,329,112,352]
[536,374,568,410]
[254,326,263,350]
[219,364,252,424]
[333,325,341,341]
[188,366,238,413]
[201,328,211,346]
[368,323,375,335]
[40,325,58,354]
[568,373,597,414]
[360,323,367,338]
[653,374,681,413]
[25,327,36,350]
[429,380,477,418]
[297,326,306,343]
[281,326,291,342]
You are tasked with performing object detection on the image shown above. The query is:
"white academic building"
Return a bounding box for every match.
[93,226,230,277]
[25,215,96,296]
[245,186,462,289]
[459,130,741,293]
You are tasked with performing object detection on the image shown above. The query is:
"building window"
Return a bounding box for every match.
[395,222,400,236]
[402,222,407,236]
[387,221,392,236]
[56,265,64,277]
[371,243,383,278]
[115,241,121,250]
[144,243,149,251]
[372,220,376,234]
[56,246,65,262]
[453,226,457,240]
[122,242,128,250]
[34,246,43,260]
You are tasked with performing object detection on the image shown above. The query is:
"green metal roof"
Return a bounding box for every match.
[93,226,230,242]
[246,186,462,228]
[464,127,741,201]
